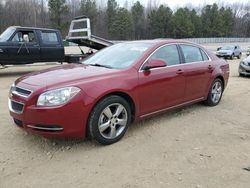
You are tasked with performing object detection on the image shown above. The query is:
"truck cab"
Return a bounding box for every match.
[0,26,65,65]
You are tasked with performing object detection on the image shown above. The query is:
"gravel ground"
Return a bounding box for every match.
[0,50,250,188]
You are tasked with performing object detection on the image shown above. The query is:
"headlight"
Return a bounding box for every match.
[241,61,248,66]
[37,87,80,106]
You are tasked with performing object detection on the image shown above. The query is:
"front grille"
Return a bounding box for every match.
[12,86,32,97]
[11,100,24,113]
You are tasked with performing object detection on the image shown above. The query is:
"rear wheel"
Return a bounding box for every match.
[88,95,131,145]
[230,54,234,60]
[204,79,224,106]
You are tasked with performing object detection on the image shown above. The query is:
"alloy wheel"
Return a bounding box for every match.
[211,81,222,104]
[98,103,128,139]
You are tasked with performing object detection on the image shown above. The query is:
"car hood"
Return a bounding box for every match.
[15,64,120,88]
[243,56,250,63]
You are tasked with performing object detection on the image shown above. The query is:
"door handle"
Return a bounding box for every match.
[176,69,184,74]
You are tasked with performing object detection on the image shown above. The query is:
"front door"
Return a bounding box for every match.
[8,30,40,64]
[138,44,186,116]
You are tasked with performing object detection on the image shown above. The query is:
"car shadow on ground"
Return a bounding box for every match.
[15,102,205,152]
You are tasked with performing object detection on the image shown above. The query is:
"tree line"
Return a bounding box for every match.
[0,0,250,40]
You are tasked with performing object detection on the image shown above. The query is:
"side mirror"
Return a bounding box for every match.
[217,47,221,51]
[143,59,167,71]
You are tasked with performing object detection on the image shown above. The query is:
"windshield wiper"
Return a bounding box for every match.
[88,63,113,69]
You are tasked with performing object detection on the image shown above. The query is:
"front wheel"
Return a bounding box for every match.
[204,79,224,106]
[88,95,131,145]
[237,53,242,59]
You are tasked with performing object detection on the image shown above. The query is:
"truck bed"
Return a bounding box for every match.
[67,35,113,50]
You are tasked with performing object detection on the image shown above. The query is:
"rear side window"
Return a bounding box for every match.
[41,32,59,44]
[149,45,180,66]
[180,45,203,63]
[200,49,209,61]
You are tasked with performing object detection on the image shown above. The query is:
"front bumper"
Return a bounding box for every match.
[9,91,93,139]
[216,54,232,58]
[239,64,250,76]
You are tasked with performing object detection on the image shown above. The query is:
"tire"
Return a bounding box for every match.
[239,73,244,77]
[88,95,131,145]
[204,78,224,106]
[237,53,242,59]
[230,54,234,60]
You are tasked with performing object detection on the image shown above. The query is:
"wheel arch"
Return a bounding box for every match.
[87,91,136,127]
[215,75,225,90]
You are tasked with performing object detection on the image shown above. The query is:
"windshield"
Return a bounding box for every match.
[0,27,15,42]
[82,42,153,69]
[220,46,234,50]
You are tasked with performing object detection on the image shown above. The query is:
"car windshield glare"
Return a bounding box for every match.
[82,42,152,69]
[0,27,15,42]
[220,46,234,50]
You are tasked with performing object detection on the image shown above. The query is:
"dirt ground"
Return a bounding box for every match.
[0,51,250,188]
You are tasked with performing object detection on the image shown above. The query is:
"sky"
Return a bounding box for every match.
[116,0,250,8]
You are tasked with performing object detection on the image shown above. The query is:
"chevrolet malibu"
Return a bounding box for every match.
[9,40,229,145]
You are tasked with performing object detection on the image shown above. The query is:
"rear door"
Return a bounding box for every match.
[38,30,65,62]
[179,44,213,102]
[235,46,241,56]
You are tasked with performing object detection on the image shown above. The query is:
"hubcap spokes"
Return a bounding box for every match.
[211,82,222,103]
[98,103,128,139]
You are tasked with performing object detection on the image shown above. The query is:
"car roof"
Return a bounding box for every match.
[9,26,59,32]
[123,39,202,48]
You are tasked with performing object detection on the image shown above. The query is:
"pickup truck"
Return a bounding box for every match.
[0,26,69,65]
[0,17,113,66]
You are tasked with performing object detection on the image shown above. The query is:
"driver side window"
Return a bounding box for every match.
[11,32,23,42]
[149,45,180,66]
[11,31,36,43]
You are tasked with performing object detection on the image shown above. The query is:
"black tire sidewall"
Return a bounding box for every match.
[88,95,132,145]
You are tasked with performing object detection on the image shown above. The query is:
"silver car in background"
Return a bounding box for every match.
[216,45,242,59]
[239,55,250,76]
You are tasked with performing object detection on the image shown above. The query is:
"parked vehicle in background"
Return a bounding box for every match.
[216,45,242,59]
[9,40,229,145]
[0,17,112,66]
[0,27,66,65]
[246,47,250,56]
[239,55,250,76]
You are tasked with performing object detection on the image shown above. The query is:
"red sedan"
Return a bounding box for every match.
[9,40,229,144]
